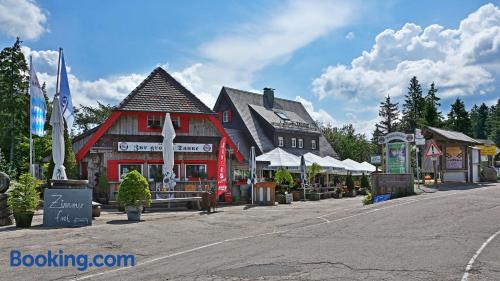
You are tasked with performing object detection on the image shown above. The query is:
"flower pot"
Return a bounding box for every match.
[307,193,321,201]
[292,191,301,201]
[126,206,142,221]
[14,212,34,228]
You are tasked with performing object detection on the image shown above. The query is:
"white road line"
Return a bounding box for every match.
[461,229,500,281]
[73,185,494,281]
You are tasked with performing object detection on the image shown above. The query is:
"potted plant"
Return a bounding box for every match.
[274,168,293,204]
[7,173,40,228]
[117,171,151,221]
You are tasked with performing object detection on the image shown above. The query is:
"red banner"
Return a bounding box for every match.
[216,136,228,197]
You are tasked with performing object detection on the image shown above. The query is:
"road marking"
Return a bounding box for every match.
[73,185,494,281]
[461,229,500,281]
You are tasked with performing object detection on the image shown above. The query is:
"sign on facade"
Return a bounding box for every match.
[425,140,443,157]
[478,145,497,156]
[378,132,414,144]
[117,142,213,153]
[445,146,464,169]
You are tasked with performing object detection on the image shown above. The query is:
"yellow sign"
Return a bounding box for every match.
[478,145,497,156]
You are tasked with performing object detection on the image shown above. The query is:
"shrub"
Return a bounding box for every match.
[360,174,370,190]
[117,171,151,210]
[363,192,373,205]
[98,168,110,195]
[307,163,322,185]
[346,174,355,192]
[274,168,293,187]
[7,173,40,213]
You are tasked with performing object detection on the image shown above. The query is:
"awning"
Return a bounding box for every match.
[342,159,368,175]
[360,161,376,173]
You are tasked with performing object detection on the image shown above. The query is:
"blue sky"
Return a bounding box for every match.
[0,0,498,136]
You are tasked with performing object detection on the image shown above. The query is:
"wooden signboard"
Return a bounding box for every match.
[43,189,92,227]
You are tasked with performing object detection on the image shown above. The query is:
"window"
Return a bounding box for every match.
[185,164,207,179]
[278,137,284,147]
[147,115,163,129]
[222,111,229,123]
[311,139,317,150]
[298,138,303,148]
[275,111,290,121]
[148,164,180,181]
[291,138,296,148]
[171,116,181,129]
[119,164,143,181]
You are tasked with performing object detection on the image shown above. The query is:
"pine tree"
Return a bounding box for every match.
[0,38,29,173]
[470,103,489,139]
[421,82,442,127]
[446,98,471,135]
[377,95,400,134]
[401,76,425,133]
[63,121,77,179]
[487,99,500,147]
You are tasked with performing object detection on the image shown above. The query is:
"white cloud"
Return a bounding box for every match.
[295,96,338,126]
[0,0,48,40]
[346,31,355,40]
[313,3,500,102]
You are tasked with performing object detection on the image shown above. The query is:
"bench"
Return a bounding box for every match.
[150,197,203,210]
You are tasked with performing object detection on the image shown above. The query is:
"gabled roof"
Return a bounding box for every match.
[215,87,337,158]
[425,126,479,144]
[117,67,214,114]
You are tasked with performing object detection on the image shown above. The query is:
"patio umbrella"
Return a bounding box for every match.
[300,155,307,200]
[162,113,176,194]
[50,95,67,180]
[255,147,300,169]
[360,161,376,173]
[248,146,256,204]
[324,156,348,174]
[342,159,366,175]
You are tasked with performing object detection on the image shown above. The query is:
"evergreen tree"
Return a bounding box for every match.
[63,121,77,179]
[421,82,442,127]
[0,38,29,172]
[487,99,500,147]
[470,103,489,139]
[401,76,425,132]
[74,101,113,131]
[446,98,471,135]
[377,95,400,134]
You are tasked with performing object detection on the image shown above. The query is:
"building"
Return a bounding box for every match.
[213,87,337,168]
[73,67,243,198]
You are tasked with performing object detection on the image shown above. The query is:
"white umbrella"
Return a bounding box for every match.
[255,147,300,169]
[342,159,366,175]
[300,155,307,200]
[360,161,376,173]
[162,113,176,192]
[248,146,256,205]
[50,95,67,180]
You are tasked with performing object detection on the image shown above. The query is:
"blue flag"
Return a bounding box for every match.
[29,61,47,137]
[59,52,75,130]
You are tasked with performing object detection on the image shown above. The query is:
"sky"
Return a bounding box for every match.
[0,0,499,137]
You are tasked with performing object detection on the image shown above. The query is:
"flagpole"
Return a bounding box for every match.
[29,56,33,177]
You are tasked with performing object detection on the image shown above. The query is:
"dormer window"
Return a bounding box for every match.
[275,111,290,121]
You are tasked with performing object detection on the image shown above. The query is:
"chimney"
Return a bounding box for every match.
[263,87,275,108]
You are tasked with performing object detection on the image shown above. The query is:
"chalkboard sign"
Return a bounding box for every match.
[43,189,92,227]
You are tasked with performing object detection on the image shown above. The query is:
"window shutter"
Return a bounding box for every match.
[218,112,223,122]
[228,110,232,122]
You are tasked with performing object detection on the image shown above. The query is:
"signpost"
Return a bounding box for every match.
[414,129,425,188]
[425,140,443,187]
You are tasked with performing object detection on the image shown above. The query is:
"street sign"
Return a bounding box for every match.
[415,129,425,145]
[425,140,443,157]
[371,155,381,164]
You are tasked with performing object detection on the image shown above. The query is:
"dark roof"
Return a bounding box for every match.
[215,87,337,158]
[425,126,479,144]
[117,67,214,114]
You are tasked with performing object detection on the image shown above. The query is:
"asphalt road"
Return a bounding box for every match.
[1,182,499,281]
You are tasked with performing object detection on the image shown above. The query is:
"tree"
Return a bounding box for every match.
[0,38,29,173]
[377,95,400,134]
[487,99,500,147]
[322,124,374,162]
[307,163,322,186]
[470,103,489,139]
[63,122,77,179]
[401,76,425,132]
[446,98,471,135]
[75,101,113,131]
[421,82,442,127]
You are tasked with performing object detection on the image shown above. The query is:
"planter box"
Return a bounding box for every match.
[292,191,301,201]
[307,193,321,201]
[285,193,293,204]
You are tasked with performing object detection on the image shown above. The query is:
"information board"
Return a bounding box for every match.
[387,143,407,173]
[43,188,92,227]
